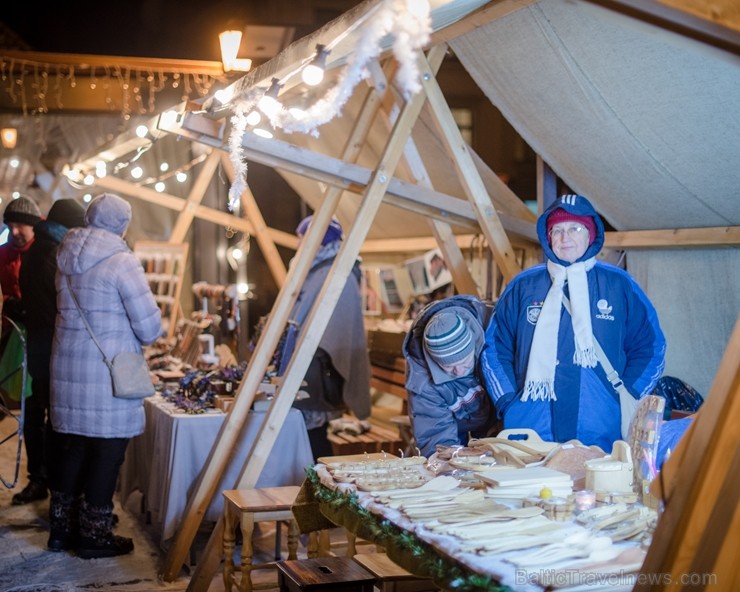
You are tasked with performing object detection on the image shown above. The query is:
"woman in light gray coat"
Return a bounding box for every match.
[48,193,161,559]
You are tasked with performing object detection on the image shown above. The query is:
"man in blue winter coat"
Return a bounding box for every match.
[481,194,665,452]
[403,295,496,457]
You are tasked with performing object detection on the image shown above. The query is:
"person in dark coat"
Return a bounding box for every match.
[276,215,371,461]
[49,193,161,558]
[14,199,86,506]
[403,295,496,457]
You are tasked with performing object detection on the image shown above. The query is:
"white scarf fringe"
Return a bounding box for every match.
[522,257,596,402]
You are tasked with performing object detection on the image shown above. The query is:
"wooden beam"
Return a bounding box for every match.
[431,0,539,45]
[536,155,558,215]
[377,49,480,296]
[583,0,740,55]
[638,316,740,589]
[170,75,388,588]
[1,50,226,75]
[605,226,740,248]
[191,49,430,592]
[90,175,298,248]
[168,149,221,244]
[166,112,537,241]
[418,50,521,282]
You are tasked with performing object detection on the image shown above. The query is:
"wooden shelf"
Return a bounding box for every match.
[134,241,189,339]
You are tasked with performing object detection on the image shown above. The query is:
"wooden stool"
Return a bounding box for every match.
[223,486,301,592]
[276,556,375,592]
[354,553,437,592]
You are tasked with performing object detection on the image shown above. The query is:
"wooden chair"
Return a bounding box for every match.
[222,486,301,592]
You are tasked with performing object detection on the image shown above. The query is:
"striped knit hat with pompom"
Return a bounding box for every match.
[423,311,474,366]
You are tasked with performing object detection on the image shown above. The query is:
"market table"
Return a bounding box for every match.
[298,464,647,592]
[119,394,313,542]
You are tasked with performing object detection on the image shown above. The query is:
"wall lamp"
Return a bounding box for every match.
[1,128,18,150]
[219,29,252,73]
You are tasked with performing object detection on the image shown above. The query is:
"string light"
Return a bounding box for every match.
[0,55,220,121]
[225,0,432,208]
[253,127,273,139]
[257,78,282,117]
[301,45,329,86]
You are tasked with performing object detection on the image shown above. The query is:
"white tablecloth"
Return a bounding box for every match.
[119,395,313,542]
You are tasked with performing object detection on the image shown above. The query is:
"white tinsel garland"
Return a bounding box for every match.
[227,0,431,210]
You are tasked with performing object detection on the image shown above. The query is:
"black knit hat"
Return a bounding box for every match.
[46,199,86,230]
[3,195,42,226]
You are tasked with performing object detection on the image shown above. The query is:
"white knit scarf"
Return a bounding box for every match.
[522,257,597,401]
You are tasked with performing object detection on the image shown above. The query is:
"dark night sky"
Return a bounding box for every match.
[2,1,259,61]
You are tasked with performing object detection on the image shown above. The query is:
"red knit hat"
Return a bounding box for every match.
[546,208,596,245]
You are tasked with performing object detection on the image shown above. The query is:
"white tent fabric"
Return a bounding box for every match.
[450,0,740,230]
[630,249,740,396]
[449,0,740,396]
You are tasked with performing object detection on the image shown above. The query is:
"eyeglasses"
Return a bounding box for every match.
[548,224,588,240]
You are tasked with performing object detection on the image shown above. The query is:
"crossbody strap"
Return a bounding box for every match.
[562,295,631,399]
[65,275,113,369]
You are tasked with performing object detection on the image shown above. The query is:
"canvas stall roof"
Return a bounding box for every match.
[450,0,740,231]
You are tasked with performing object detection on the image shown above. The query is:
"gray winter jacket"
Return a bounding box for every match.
[50,194,161,438]
[403,295,496,457]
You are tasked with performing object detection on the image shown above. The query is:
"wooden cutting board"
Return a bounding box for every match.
[478,467,573,487]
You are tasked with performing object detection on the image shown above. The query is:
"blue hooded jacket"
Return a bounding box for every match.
[480,195,666,451]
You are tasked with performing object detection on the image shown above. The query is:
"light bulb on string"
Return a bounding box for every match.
[160,162,169,172]
[302,44,329,86]
[155,181,166,192]
[253,127,273,139]
[176,171,188,183]
[257,78,283,117]
[131,166,144,179]
[245,111,261,126]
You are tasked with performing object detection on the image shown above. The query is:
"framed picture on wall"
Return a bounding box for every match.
[405,249,452,295]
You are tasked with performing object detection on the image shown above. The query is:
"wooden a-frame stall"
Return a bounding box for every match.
[64,0,740,590]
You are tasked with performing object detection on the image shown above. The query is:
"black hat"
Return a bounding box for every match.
[47,199,86,229]
[3,195,42,226]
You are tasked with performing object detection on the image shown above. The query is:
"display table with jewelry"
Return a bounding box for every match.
[298,429,661,592]
[119,394,314,543]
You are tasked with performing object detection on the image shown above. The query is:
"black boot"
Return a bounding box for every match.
[12,480,48,505]
[48,491,79,552]
[77,501,133,559]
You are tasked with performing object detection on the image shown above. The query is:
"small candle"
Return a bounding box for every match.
[575,489,596,512]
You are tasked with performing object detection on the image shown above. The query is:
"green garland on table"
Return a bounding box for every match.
[305,468,509,592]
